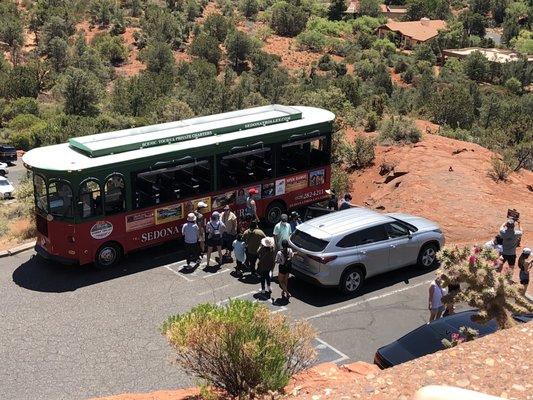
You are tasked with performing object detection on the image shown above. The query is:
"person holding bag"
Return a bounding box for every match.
[257,237,276,296]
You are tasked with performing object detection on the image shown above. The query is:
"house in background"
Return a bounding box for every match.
[379,4,407,20]
[377,18,447,48]
[442,48,533,64]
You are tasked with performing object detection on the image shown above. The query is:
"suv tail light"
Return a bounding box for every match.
[308,254,337,264]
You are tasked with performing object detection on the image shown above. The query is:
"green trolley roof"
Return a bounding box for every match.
[69,105,302,157]
[22,105,335,172]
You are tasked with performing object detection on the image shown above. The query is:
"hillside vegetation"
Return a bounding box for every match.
[0,0,531,185]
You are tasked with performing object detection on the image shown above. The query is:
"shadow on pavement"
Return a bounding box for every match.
[12,242,188,293]
[288,263,438,307]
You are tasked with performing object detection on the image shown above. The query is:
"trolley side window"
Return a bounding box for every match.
[133,157,213,209]
[218,146,273,189]
[104,174,126,215]
[33,174,48,213]
[79,179,103,218]
[279,134,330,175]
[48,180,74,218]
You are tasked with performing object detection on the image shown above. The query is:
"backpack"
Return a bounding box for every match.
[209,221,222,239]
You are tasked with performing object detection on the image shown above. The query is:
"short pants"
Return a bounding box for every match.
[502,254,517,265]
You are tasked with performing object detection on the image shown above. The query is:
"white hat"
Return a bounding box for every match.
[523,248,531,255]
[261,237,275,247]
[187,213,196,222]
[197,201,208,209]
[224,204,230,210]
[212,211,220,220]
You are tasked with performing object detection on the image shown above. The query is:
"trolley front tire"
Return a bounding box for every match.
[265,201,287,226]
[95,242,123,269]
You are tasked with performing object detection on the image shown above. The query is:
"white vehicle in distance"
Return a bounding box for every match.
[0,162,8,176]
[289,208,445,294]
[0,176,15,199]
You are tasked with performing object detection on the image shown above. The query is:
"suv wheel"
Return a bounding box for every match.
[418,243,438,268]
[340,267,364,295]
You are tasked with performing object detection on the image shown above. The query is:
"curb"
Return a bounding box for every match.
[0,241,35,258]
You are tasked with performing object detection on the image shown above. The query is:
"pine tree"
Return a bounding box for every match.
[437,246,533,330]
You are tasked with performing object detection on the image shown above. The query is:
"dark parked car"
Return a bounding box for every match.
[303,205,333,221]
[0,144,17,164]
[374,310,533,369]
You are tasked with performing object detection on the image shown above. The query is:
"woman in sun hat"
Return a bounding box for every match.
[245,188,258,221]
[206,211,225,269]
[257,237,276,296]
[182,213,199,268]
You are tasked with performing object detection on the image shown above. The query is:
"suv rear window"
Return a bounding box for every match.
[291,229,329,252]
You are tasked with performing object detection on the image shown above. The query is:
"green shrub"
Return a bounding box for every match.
[317,54,335,71]
[372,38,395,57]
[401,66,415,83]
[504,77,522,95]
[162,300,316,397]
[393,58,408,74]
[6,113,42,131]
[296,30,326,52]
[239,0,259,20]
[89,0,117,26]
[463,50,489,82]
[331,163,350,194]
[342,135,376,170]
[364,111,378,132]
[2,97,39,120]
[225,30,257,69]
[379,116,422,144]
[61,68,102,116]
[190,33,222,66]
[489,156,510,181]
[92,33,128,66]
[140,41,175,73]
[269,1,308,37]
[203,13,229,42]
[305,16,351,37]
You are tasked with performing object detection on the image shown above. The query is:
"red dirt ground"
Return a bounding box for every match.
[348,132,533,247]
[115,26,145,78]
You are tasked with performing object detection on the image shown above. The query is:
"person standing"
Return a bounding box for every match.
[206,211,226,269]
[238,214,252,234]
[221,205,237,262]
[289,211,302,233]
[518,248,531,295]
[273,213,292,250]
[245,188,259,221]
[257,237,276,296]
[232,234,247,277]
[484,235,503,255]
[243,220,266,275]
[276,239,293,299]
[194,201,208,256]
[428,278,445,322]
[182,213,199,268]
[499,219,523,274]
[339,193,353,210]
[326,189,338,211]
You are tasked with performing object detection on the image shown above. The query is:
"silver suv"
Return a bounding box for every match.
[289,208,445,294]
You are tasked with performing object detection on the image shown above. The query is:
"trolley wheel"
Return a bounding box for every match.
[265,201,287,226]
[95,242,123,269]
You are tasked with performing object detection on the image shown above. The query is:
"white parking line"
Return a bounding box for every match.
[163,265,193,282]
[202,268,231,278]
[216,290,257,306]
[305,280,431,321]
[315,337,350,364]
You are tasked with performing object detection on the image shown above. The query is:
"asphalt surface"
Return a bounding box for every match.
[1,242,439,400]
[3,157,27,186]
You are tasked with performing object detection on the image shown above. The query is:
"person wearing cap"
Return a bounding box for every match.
[221,205,237,261]
[273,213,292,250]
[484,234,504,256]
[339,193,353,211]
[245,188,258,221]
[257,237,276,295]
[195,201,208,255]
[243,220,266,275]
[326,189,338,211]
[182,213,200,268]
[206,211,226,269]
[499,218,523,274]
[518,248,531,294]
[289,211,302,233]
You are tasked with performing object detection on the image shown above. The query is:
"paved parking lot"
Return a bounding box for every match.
[1,242,438,400]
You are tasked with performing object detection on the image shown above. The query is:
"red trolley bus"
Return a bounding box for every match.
[23,105,335,268]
